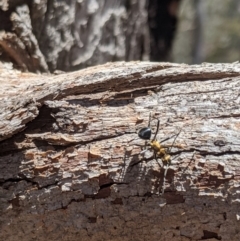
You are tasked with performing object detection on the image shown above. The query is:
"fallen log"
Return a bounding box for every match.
[0,61,240,241]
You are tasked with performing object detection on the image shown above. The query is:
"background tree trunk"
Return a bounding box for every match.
[148,0,180,61]
[0,0,181,72]
[0,61,240,241]
[172,0,240,64]
[0,0,150,72]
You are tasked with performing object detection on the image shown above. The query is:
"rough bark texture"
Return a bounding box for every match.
[0,0,182,72]
[0,0,150,72]
[1,61,240,241]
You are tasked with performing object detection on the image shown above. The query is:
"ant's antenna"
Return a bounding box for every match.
[148,112,151,128]
[152,119,160,141]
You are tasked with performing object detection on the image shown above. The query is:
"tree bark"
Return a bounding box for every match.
[0,0,182,72]
[0,0,150,72]
[0,61,240,241]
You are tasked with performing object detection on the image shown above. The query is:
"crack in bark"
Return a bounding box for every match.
[0,177,38,188]
[210,113,240,119]
[0,175,59,190]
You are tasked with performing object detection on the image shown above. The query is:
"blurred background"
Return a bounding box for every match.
[0,0,239,72]
[173,0,240,64]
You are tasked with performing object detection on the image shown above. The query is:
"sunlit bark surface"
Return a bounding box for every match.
[0,61,240,241]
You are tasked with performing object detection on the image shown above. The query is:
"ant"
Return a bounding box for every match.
[136,113,182,195]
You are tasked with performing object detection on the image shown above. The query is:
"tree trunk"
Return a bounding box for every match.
[0,0,150,72]
[0,61,240,241]
[0,0,182,72]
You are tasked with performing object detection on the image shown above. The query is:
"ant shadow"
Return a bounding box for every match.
[121,149,177,196]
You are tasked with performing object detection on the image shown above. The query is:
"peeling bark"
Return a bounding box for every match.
[0,61,240,241]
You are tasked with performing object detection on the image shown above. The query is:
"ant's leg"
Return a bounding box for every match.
[139,143,150,155]
[133,142,149,154]
[161,162,170,195]
[129,141,152,168]
[159,126,183,145]
[160,153,182,195]
[160,151,196,193]
[182,150,196,174]
[160,134,179,144]
[160,128,183,195]
[129,155,153,167]
[168,127,183,153]
[153,152,162,168]
[129,159,143,168]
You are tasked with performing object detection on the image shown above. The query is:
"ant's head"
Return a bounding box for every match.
[138,113,159,141]
[138,127,152,140]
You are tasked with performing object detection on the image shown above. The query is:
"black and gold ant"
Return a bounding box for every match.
[136,113,182,195]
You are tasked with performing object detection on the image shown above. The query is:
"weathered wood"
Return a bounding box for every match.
[0,61,240,241]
